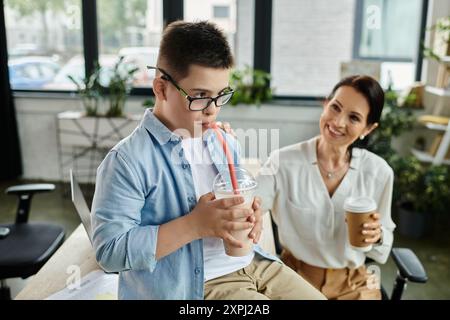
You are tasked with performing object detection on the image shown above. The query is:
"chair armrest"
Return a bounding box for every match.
[391,248,428,283]
[6,184,55,196]
[5,184,56,224]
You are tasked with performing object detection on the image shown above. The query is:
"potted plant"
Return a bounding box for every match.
[423,16,450,62]
[229,65,273,106]
[366,88,416,163]
[392,156,450,238]
[423,16,450,88]
[142,97,155,109]
[68,62,102,117]
[105,56,139,117]
[364,88,426,238]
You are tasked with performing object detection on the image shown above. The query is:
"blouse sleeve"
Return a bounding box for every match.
[366,167,396,264]
[255,151,280,224]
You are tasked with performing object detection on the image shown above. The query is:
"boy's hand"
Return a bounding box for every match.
[247,197,263,244]
[189,192,255,248]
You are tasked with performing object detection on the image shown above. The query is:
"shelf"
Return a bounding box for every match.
[440,56,450,65]
[425,86,450,97]
[423,122,448,131]
[411,148,450,165]
[417,115,449,131]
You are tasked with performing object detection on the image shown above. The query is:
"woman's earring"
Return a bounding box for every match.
[360,135,365,140]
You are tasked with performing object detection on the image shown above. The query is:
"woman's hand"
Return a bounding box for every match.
[362,213,382,244]
[215,121,236,138]
[247,197,263,244]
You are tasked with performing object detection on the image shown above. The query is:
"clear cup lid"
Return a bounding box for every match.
[213,167,257,194]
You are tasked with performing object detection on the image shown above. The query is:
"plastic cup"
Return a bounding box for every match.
[344,197,377,252]
[213,167,257,257]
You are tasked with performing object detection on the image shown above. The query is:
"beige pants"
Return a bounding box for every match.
[204,254,327,300]
[281,250,381,300]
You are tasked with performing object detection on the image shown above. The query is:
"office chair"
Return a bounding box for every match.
[0,184,65,300]
[269,218,428,300]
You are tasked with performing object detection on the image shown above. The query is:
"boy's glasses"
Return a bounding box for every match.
[147,66,234,111]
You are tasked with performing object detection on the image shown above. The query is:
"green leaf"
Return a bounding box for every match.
[229,65,273,106]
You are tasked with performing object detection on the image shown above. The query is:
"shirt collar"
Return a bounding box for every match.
[141,108,218,147]
[142,108,183,145]
[307,136,361,170]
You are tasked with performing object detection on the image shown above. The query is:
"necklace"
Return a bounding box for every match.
[317,158,350,179]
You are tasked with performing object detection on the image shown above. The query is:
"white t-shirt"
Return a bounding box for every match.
[181,137,254,282]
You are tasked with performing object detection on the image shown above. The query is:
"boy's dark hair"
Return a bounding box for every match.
[157,20,234,80]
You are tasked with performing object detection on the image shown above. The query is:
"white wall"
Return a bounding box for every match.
[236,0,356,95]
[14,95,321,181]
[235,0,254,69]
[14,95,147,182]
[184,0,236,33]
[271,0,356,96]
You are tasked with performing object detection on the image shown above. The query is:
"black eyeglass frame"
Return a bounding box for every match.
[147,66,234,111]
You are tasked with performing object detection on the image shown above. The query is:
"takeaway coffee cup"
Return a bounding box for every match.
[344,197,377,252]
[213,167,257,257]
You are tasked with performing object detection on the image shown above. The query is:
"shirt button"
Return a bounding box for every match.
[188,196,195,203]
[182,163,189,169]
[179,149,184,157]
[194,268,201,275]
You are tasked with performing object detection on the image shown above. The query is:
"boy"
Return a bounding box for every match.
[91,20,325,300]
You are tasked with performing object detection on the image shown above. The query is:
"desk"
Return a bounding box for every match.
[15,224,100,300]
[16,215,275,299]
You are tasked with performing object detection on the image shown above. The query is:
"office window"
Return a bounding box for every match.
[98,0,163,89]
[184,0,237,54]
[4,0,83,90]
[271,0,424,97]
[213,5,230,18]
[271,0,356,97]
[357,0,422,60]
[355,0,423,90]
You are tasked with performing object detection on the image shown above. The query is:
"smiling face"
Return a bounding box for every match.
[320,86,378,148]
[153,64,231,138]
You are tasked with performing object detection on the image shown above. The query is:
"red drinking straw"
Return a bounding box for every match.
[210,123,240,195]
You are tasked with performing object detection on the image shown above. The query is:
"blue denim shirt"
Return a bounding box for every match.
[91,109,279,300]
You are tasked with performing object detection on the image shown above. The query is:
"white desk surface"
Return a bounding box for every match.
[15,224,101,300]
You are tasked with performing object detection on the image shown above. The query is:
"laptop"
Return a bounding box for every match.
[70,169,93,244]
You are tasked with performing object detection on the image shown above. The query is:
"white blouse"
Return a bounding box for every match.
[256,136,395,269]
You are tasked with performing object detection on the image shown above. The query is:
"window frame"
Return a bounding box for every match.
[4,0,429,100]
[352,0,428,63]
[213,5,230,19]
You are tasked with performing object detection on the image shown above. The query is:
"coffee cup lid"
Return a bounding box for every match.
[343,197,377,213]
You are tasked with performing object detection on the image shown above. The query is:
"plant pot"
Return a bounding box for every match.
[107,95,126,118]
[397,202,432,239]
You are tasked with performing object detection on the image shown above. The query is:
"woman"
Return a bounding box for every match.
[254,75,395,300]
